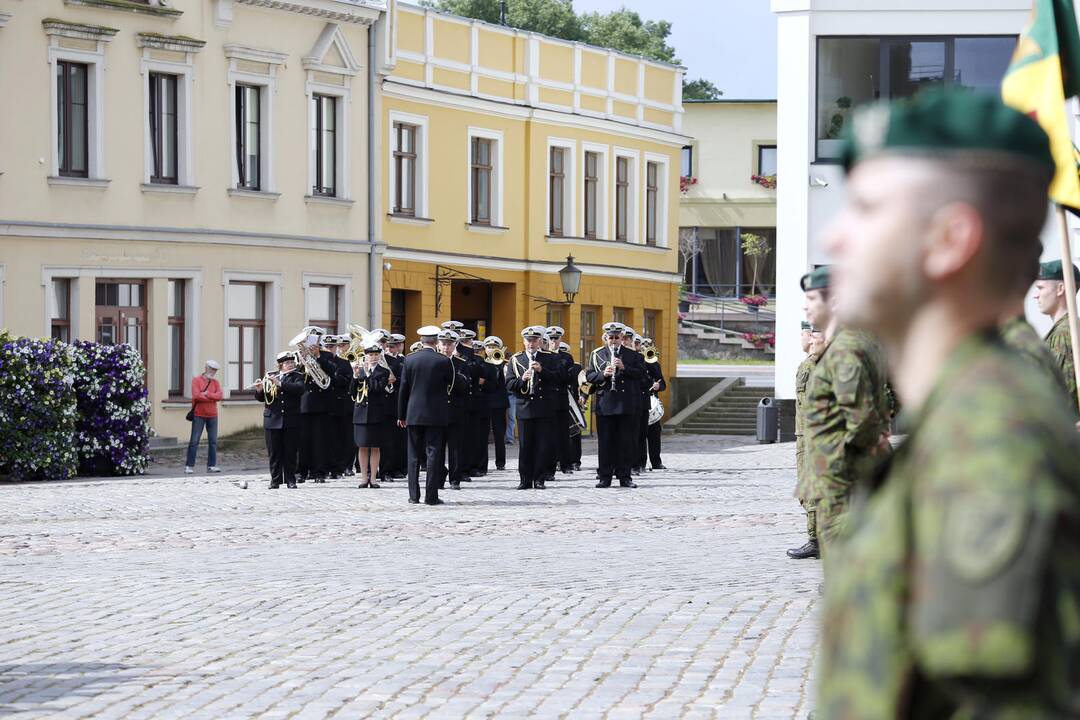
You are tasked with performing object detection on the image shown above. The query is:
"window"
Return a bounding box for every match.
[680,226,777,298]
[646,162,659,247]
[393,122,417,216]
[312,94,337,196]
[550,147,566,236]
[758,145,777,177]
[390,289,407,337]
[616,157,629,242]
[148,72,178,184]
[471,137,493,225]
[50,279,71,342]
[57,62,89,178]
[584,151,599,240]
[680,145,693,178]
[227,282,265,393]
[168,280,185,396]
[581,306,599,360]
[307,283,339,335]
[643,310,659,346]
[546,305,566,331]
[816,35,1016,160]
[235,84,261,190]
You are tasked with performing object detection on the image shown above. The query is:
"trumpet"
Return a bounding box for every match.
[247,371,285,405]
[485,347,506,365]
[644,346,660,364]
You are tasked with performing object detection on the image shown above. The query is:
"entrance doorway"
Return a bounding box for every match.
[450,280,491,338]
[96,279,147,364]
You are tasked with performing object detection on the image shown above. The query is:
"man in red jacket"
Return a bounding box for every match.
[185,360,224,474]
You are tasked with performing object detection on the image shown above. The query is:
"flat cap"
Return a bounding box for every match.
[459,329,477,340]
[205,359,221,370]
[546,325,565,337]
[276,351,295,363]
[800,266,830,292]
[1038,260,1080,285]
[437,329,459,342]
[621,327,635,336]
[441,320,464,330]
[559,342,570,352]
[417,325,441,337]
[483,336,503,347]
[841,89,1054,175]
[409,341,424,353]
[521,326,545,339]
[388,333,406,343]
[602,322,624,334]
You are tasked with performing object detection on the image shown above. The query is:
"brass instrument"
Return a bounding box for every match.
[485,347,506,365]
[578,368,593,397]
[247,369,299,405]
[290,328,331,390]
[644,347,660,364]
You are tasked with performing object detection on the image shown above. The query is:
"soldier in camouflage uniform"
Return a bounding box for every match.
[1001,255,1070,398]
[818,90,1080,717]
[1034,259,1080,412]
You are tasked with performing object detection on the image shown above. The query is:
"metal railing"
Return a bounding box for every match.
[679,292,776,332]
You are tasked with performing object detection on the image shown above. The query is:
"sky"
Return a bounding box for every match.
[571,0,778,100]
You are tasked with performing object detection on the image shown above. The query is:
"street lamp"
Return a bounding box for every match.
[558,254,582,304]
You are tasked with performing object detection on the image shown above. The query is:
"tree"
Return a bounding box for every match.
[579,9,678,64]
[741,232,771,297]
[682,78,723,101]
[429,0,583,41]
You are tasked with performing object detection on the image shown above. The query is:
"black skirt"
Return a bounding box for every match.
[354,423,384,448]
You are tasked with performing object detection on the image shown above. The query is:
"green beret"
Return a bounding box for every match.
[1038,260,1080,285]
[841,90,1054,174]
[800,266,830,292]
[801,321,811,331]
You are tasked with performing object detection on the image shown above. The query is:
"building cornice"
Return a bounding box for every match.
[223,43,288,65]
[63,0,183,19]
[236,0,382,25]
[42,18,119,41]
[137,32,206,52]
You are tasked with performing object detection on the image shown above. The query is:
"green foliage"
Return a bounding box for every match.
[579,8,677,63]
[682,78,723,100]
[741,232,772,297]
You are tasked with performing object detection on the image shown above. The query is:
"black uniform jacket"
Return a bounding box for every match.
[256,370,306,429]
[447,355,471,425]
[330,354,354,416]
[586,345,644,416]
[397,346,453,427]
[646,360,667,395]
[300,351,351,415]
[506,350,558,419]
[483,360,509,410]
[559,350,582,409]
[349,365,392,425]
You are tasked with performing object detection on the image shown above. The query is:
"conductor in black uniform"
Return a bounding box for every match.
[397,325,453,505]
[255,351,306,489]
[506,326,558,489]
[587,323,643,487]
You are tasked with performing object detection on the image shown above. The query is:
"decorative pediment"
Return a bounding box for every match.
[302,22,362,76]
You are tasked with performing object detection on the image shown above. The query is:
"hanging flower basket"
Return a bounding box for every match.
[738,295,769,308]
[751,174,777,190]
[742,332,776,349]
[680,175,699,194]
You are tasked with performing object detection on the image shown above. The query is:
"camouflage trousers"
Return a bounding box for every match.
[799,498,817,540]
[794,439,818,540]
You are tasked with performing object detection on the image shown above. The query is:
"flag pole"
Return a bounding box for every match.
[1054,204,1080,415]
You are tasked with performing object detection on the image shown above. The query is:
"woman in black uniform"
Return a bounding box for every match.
[350,342,391,488]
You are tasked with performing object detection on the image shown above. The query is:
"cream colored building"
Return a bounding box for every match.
[678,100,777,300]
[0,0,387,440]
[379,2,686,395]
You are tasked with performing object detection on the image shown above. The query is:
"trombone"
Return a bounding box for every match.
[485,347,506,365]
[644,346,660,364]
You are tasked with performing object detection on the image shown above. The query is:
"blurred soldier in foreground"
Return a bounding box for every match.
[818,90,1080,718]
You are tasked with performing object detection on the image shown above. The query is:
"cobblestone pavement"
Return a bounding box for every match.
[0,436,820,719]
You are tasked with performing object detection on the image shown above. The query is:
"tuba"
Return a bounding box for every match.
[290,327,331,390]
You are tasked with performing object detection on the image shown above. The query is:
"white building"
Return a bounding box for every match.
[771,0,1035,398]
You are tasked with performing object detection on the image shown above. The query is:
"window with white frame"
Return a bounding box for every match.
[225,44,285,195]
[613,150,639,244]
[312,94,338,197]
[388,111,429,218]
[44,21,116,182]
[680,145,693,178]
[302,24,359,203]
[643,154,669,247]
[467,128,504,226]
[582,144,608,240]
[547,138,575,237]
[139,34,202,188]
[227,281,266,393]
[307,284,340,334]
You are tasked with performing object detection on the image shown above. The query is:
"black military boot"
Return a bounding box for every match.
[786,539,820,560]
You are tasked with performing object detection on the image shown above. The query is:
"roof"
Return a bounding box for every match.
[684,99,777,105]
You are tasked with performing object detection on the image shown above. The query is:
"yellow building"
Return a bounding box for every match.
[378,2,686,397]
[0,0,387,440]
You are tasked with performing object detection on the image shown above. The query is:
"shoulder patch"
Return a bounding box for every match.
[944,496,1028,583]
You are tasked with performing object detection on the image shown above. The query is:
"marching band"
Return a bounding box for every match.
[253,320,667,498]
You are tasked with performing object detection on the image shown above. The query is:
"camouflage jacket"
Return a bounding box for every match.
[819,332,1080,719]
[803,328,891,535]
[1044,314,1078,413]
[794,353,819,501]
[1002,316,1069,398]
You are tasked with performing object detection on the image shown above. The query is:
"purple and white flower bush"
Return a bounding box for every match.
[0,333,79,480]
[70,341,151,476]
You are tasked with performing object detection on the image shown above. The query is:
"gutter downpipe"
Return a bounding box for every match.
[367,20,380,329]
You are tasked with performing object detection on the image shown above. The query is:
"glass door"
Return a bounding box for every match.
[96,280,147,366]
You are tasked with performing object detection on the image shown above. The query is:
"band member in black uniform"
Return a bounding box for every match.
[506,326,558,489]
[587,323,643,488]
[397,326,453,505]
[438,329,471,490]
[454,328,487,478]
[482,336,509,471]
[546,326,575,474]
[620,327,647,476]
[350,339,392,489]
[381,333,407,481]
[254,351,306,489]
[642,338,667,470]
[559,341,584,471]
[326,335,355,479]
[299,327,350,482]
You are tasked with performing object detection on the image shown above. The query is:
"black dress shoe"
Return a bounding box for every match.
[516,482,532,490]
[408,498,420,504]
[461,477,473,482]
[286,483,297,489]
[571,463,581,471]
[496,465,506,471]
[595,480,612,488]
[786,539,820,560]
[426,499,445,506]
[619,480,637,488]
[450,482,461,490]
[652,464,667,470]
[631,468,641,476]
[534,481,545,489]
[269,484,280,489]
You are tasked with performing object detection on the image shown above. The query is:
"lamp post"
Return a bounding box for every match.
[558,254,582,304]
